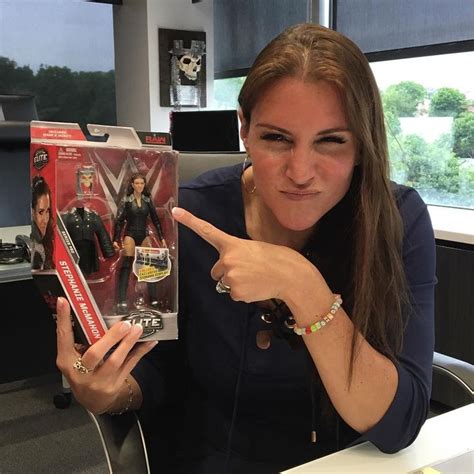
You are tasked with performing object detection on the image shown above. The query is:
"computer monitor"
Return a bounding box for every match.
[0,94,38,121]
[0,122,31,226]
[170,110,240,152]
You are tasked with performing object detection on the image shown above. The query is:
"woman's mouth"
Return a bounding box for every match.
[280,190,320,201]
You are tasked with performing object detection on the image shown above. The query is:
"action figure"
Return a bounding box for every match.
[61,207,115,275]
[113,173,166,313]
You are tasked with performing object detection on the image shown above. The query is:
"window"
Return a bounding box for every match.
[213,77,246,110]
[0,0,117,227]
[334,0,474,212]
[0,0,116,129]
[371,51,474,210]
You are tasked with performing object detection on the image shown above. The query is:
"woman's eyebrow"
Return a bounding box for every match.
[316,127,351,135]
[255,123,290,133]
[255,123,351,136]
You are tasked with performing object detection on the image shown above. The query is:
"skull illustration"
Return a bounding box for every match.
[177,54,202,81]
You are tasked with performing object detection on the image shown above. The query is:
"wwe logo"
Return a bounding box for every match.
[90,151,166,215]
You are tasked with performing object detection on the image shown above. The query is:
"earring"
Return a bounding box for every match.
[242,154,256,194]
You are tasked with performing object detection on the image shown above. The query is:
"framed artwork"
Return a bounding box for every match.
[158,28,207,108]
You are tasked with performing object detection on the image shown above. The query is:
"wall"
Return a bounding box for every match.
[113,0,151,130]
[113,0,214,133]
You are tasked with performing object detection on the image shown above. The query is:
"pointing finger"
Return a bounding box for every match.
[172,207,233,251]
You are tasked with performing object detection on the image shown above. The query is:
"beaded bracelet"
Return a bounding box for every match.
[293,294,343,336]
[107,378,133,416]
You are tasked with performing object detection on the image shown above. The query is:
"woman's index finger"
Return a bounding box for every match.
[171,207,232,252]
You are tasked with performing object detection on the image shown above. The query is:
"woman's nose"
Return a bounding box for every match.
[285,147,316,186]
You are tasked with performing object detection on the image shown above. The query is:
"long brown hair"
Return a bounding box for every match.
[238,24,409,378]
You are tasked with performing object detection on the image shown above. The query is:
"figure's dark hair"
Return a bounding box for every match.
[31,175,54,268]
[239,23,409,380]
[32,175,50,209]
[126,173,151,197]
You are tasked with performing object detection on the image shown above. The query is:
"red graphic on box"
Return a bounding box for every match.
[55,224,107,343]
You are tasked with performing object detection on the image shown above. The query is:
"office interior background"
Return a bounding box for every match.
[0,0,472,472]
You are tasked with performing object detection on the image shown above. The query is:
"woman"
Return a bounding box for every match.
[56,24,435,472]
[31,175,54,270]
[113,173,167,312]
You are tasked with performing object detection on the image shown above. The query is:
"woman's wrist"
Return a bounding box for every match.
[105,376,142,415]
[280,257,334,326]
[107,378,134,415]
[293,294,343,335]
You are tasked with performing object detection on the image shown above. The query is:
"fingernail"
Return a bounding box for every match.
[57,297,66,310]
[120,321,132,333]
[171,207,183,217]
[132,323,143,335]
[146,340,159,349]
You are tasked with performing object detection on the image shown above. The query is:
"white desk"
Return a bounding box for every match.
[284,403,474,473]
[428,206,474,245]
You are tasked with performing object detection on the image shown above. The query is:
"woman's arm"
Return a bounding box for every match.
[283,190,436,450]
[283,269,398,433]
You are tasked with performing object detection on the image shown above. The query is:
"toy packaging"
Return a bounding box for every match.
[30,121,178,344]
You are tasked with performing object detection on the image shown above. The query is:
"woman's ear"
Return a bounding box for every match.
[238,108,249,149]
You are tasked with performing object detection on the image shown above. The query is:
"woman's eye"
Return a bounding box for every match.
[318,135,347,144]
[261,133,290,143]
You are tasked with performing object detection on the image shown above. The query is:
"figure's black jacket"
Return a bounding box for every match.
[113,194,164,242]
[61,207,114,275]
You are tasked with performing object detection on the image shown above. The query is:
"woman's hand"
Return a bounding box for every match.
[172,207,318,304]
[113,241,121,250]
[55,297,157,414]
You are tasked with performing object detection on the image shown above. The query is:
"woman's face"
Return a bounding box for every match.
[33,193,51,237]
[132,178,145,194]
[241,78,357,232]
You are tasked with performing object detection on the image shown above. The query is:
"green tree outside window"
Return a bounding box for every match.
[429,87,468,117]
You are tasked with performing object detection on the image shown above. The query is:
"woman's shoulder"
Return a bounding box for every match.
[391,183,434,246]
[179,163,242,211]
[178,163,246,236]
[391,182,427,220]
[180,163,242,192]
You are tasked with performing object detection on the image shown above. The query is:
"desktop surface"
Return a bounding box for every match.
[414,450,474,473]
[284,404,473,473]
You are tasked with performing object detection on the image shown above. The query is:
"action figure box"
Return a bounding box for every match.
[30,121,178,343]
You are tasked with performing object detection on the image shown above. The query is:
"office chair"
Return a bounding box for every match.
[432,352,474,401]
[0,116,34,227]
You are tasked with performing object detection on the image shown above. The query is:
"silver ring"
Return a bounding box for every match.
[73,356,93,374]
[216,277,231,294]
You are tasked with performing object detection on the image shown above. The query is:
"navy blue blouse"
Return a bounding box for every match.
[133,163,436,473]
